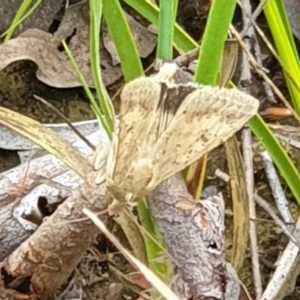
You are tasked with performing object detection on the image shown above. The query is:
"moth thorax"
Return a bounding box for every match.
[125,158,153,196]
[132,157,153,179]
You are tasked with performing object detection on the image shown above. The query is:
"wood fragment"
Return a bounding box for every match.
[147,174,241,300]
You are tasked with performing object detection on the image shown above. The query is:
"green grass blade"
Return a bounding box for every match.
[103,0,144,81]
[250,115,300,205]
[263,0,300,115]
[124,0,197,52]
[62,41,112,138]
[3,0,42,41]
[156,0,178,59]
[194,0,237,84]
[89,0,114,134]
[136,200,169,276]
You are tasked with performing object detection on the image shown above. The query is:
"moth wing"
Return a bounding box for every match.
[106,77,161,197]
[149,86,259,189]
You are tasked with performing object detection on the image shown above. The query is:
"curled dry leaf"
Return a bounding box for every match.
[0,2,156,89]
[0,27,91,88]
[2,170,110,296]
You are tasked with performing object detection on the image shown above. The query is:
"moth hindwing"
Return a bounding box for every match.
[106,63,259,202]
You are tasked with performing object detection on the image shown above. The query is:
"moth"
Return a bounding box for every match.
[105,63,259,202]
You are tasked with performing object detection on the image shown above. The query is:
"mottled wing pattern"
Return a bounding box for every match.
[106,77,162,199]
[147,85,259,191]
[153,83,196,137]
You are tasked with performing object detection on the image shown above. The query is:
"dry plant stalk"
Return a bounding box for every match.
[105,62,259,202]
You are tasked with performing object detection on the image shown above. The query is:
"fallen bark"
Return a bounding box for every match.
[0,131,101,201]
[0,169,111,298]
[0,131,102,261]
[148,174,241,300]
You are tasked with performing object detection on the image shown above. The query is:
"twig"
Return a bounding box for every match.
[275,134,300,149]
[214,169,230,182]
[239,0,268,37]
[147,174,241,300]
[260,151,293,223]
[230,25,300,125]
[238,1,300,98]
[242,129,262,299]
[34,94,95,150]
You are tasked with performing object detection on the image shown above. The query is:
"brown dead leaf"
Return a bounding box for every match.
[0,4,121,88]
[0,28,86,88]
[224,136,249,272]
[126,272,151,289]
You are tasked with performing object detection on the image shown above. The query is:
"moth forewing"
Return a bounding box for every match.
[106,77,163,201]
[148,86,259,190]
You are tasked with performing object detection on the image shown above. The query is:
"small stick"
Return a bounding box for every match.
[260,151,293,223]
[33,94,95,150]
[275,134,300,150]
[242,129,262,299]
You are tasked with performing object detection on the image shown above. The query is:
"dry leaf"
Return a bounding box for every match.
[0,4,121,88]
[224,136,249,272]
[106,62,259,202]
[0,107,91,178]
[0,28,90,88]
[0,2,156,89]
[52,3,122,87]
